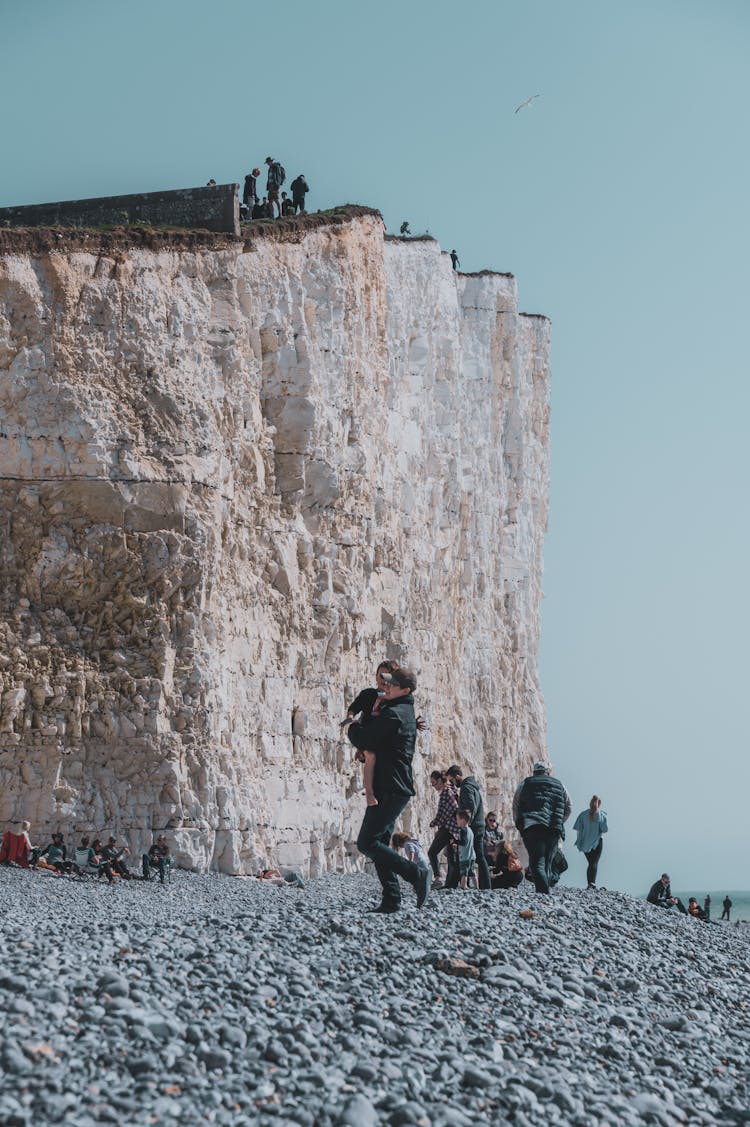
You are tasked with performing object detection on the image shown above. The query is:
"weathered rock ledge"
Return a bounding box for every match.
[0,208,550,873]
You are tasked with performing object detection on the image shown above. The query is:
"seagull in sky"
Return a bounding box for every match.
[514,94,540,113]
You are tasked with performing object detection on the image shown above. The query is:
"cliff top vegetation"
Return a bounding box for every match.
[0,205,383,256]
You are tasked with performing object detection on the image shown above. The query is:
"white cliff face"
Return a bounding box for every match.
[0,215,550,873]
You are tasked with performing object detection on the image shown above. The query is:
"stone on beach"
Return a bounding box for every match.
[0,868,747,1126]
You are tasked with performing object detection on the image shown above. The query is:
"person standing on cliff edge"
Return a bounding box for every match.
[265,157,285,218]
[343,667,431,913]
[450,249,460,271]
[290,173,309,213]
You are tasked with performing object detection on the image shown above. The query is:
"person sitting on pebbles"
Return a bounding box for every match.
[35,832,71,874]
[647,873,687,914]
[101,836,133,879]
[491,840,524,890]
[142,834,174,884]
[75,836,116,884]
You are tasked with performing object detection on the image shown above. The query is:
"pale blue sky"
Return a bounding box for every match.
[3,0,749,893]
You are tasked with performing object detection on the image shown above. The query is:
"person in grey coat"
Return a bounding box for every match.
[513,761,572,894]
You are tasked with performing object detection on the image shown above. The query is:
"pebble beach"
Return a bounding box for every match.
[1,868,748,1127]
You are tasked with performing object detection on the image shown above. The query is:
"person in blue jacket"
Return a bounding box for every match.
[573,795,608,889]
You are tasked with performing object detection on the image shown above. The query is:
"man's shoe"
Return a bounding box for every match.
[431,878,444,889]
[367,903,400,914]
[416,865,432,909]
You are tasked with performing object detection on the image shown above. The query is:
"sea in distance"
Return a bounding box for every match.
[672,889,750,923]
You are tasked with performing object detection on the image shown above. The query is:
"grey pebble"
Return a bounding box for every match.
[0,868,746,1127]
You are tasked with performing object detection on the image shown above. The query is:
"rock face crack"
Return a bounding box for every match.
[0,213,550,875]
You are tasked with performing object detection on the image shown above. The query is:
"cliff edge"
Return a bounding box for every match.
[0,208,550,873]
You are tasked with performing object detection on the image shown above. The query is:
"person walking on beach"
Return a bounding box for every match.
[345,667,431,913]
[446,765,491,890]
[512,761,572,894]
[721,895,732,920]
[573,795,608,889]
[646,873,687,914]
[703,894,711,920]
[427,770,458,886]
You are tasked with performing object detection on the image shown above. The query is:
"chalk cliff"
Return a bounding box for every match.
[0,211,550,873]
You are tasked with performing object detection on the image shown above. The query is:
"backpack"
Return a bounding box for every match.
[272,162,286,187]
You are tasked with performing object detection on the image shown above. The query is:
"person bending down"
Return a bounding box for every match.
[391,832,430,872]
[491,840,524,890]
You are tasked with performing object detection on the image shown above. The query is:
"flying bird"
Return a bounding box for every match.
[514,94,540,114]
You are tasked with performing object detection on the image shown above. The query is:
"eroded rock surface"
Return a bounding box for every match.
[0,213,550,872]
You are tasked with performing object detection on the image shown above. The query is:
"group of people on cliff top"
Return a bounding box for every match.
[0,823,173,885]
[240,157,308,221]
[206,158,309,220]
[340,659,608,913]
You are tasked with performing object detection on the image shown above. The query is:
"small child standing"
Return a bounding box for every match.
[450,808,476,889]
[391,831,430,870]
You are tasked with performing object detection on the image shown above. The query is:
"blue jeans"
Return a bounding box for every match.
[357,792,416,907]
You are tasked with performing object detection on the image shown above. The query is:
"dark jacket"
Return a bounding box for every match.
[647,879,672,906]
[348,694,416,799]
[346,687,380,722]
[458,776,485,829]
[243,174,257,205]
[267,162,284,190]
[513,774,571,838]
[291,175,309,200]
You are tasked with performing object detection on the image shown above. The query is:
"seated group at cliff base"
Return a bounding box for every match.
[0,824,174,885]
[0,657,727,919]
[208,156,310,222]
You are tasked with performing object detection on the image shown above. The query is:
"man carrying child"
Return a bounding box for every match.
[344,667,431,913]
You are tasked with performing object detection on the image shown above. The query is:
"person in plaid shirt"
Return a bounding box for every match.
[427,770,459,887]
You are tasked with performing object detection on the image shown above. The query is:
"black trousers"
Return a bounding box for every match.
[427,827,452,878]
[521,825,560,894]
[491,869,523,890]
[357,792,416,907]
[293,196,306,213]
[585,840,603,886]
[472,824,491,890]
